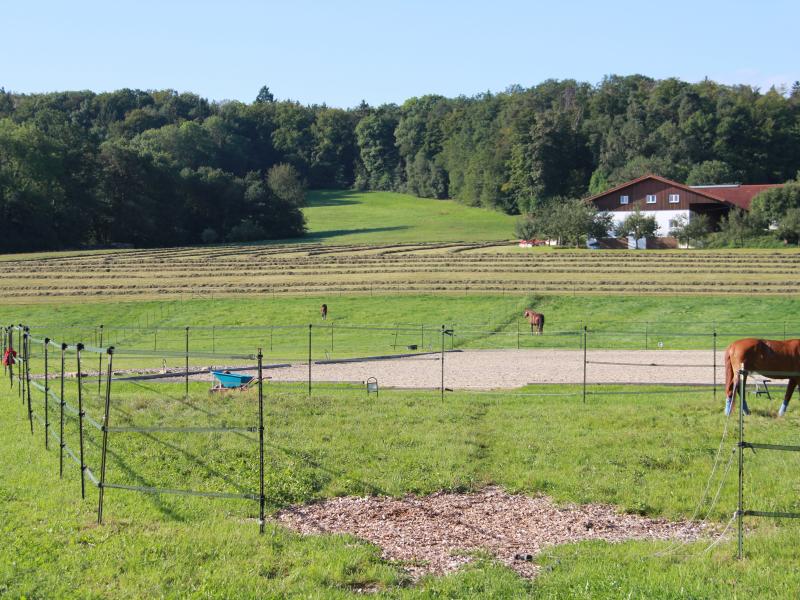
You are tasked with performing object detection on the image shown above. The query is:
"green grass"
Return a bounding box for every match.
[3,379,800,598]
[6,294,800,361]
[302,190,517,244]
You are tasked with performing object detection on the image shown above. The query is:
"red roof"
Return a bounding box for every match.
[689,184,784,210]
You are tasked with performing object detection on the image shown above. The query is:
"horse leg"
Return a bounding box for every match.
[779,378,797,417]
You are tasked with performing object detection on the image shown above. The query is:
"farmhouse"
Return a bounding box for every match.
[585,174,783,238]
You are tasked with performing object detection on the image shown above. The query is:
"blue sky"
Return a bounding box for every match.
[3,0,798,107]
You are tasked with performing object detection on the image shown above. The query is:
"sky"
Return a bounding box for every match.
[2,0,798,108]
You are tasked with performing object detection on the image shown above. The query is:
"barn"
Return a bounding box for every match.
[585,174,783,239]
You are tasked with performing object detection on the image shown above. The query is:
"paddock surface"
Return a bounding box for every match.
[255,349,730,389]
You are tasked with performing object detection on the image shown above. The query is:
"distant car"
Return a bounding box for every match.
[518,239,547,247]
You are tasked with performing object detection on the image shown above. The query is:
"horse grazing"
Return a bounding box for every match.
[320,304,328,320]
[724,338,800,417]
[523,309,545,335]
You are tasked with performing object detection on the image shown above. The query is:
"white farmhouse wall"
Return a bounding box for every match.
[607,209,689,237]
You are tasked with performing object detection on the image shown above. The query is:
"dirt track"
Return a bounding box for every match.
[245,349,731,389]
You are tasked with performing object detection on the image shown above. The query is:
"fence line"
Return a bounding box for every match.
[3,323,267,533]
[736,368,800,559]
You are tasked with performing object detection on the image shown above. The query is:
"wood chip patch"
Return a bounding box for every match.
[276,487,708,579]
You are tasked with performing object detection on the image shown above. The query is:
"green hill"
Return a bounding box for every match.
[302,190,516,244]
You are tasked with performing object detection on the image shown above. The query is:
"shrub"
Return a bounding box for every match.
[200,228,219,244]
[227,219,266,242]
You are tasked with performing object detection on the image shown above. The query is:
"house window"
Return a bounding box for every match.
[646,194,657,204]
[620,195,629,205]
[669,194,680,203]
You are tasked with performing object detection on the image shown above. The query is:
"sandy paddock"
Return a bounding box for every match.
[251,349,728,389]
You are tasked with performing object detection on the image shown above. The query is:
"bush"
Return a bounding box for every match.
[200,228,219,244]
[227,219,266,242]
[668,214,709,247]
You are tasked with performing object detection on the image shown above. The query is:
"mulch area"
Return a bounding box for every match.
[275,487,709,579]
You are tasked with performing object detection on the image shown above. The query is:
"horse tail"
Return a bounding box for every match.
[538,314,544,334]
[724,345,734,400]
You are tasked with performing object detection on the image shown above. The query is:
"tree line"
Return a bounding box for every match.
[1,76,799,251]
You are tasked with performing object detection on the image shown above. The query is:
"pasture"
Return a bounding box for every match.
[4,196,800,598]
[303,190,517,245]
[3,378,800,598]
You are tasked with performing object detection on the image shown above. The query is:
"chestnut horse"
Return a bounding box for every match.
[523,309,544,335]
[724,338,800,416]
[320,304,328,320]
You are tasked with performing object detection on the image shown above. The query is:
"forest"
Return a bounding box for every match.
[1,75,799,251]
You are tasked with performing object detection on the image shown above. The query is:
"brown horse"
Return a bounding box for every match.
[523,309,544,335]
[724,338,800,416]
[320,304,328,320]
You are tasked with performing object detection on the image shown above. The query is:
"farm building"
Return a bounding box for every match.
[585,174,783,238]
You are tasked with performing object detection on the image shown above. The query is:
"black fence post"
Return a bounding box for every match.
[24,331,33,434]
[59,343,66,478]
[77,344,86,499]
[258,349,265,534]
[97,325,104,397]
[421,324,424,350]
[44,338,50,449]
[582,326,588,404]
[517,319,520,350]
[713,329,717,406]
[307,324,312,396]
[19,326,24,403]
[185,327,190,398]
[98,347,115,525]
[737,368,746,560]
[441,325,445,401]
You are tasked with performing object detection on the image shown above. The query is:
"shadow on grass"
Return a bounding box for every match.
[303,226,410,242]
[305,189,362,208]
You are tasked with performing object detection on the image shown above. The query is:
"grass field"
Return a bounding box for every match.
[3,190,800,597]
[2,378,800,598]
[303,190,517,245]
[5,295,800,364]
